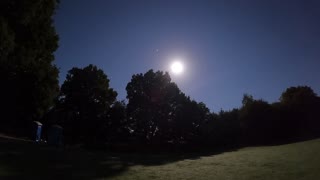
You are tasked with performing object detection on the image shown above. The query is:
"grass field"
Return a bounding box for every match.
[0,135,319,180]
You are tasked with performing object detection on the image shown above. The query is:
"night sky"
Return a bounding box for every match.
[54,0,320,111]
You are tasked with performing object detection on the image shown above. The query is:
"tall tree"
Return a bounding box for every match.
[126,70,180,144]
[0,0,60,133]
[126,69,211,147]
[59,64,117,144]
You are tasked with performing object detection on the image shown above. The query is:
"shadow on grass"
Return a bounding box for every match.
[0,137,129,180]
[0,136,237,180]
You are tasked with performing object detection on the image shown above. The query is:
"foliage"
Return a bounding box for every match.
[203,109,240,147]
[0,0,60,134]
[59,64,117,144]
[103,100,130,143]
[237,86,320,145]
[126,70,211,146]
[280,86,318,106]
[173,99,211,145]
[126,70,181,144]
[1,0,319,154]
[239,97,275,145]
[279,86,320,139]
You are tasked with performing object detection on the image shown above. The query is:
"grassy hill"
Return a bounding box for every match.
[0,135,319,180]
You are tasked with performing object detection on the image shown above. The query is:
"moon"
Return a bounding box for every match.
[170,61,184,75]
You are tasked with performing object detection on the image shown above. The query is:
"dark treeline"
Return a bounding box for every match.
[1,1,320,151]
[51,66,320,151]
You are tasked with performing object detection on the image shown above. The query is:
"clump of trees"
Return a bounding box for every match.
[51,65,320,151]
[237,87,320,146]
[125,70,211,149]
[1,1,319,151]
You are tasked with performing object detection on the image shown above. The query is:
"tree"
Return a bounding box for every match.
[126,70,181,144]
[239,94,275,145]
[0,0,60,134]
[199,107,242,149]
[59,64,117,144]
[172,98,211,146]
[103,100,130,143]
[126,69,211,148]
[279,86,320,139]
[280,86,318,106]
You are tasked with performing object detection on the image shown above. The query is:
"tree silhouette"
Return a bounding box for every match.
[0,0,59,134]
[280,86,318,107]
[239,95,274,145]
[206,109,240,147]
[103,100,130,143]
[172,98,211,146]
[59,64,117,144]
[126,70,181,145]
[126,69,211,148]
[279,86,320,139]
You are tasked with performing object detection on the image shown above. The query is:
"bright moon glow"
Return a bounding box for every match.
[171,61,184,74]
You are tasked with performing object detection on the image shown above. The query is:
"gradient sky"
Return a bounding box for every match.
[54,0,320,111]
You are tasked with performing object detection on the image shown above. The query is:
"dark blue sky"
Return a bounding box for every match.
[54,0,320,111]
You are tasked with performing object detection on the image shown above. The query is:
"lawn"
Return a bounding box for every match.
[0,135,319,180]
